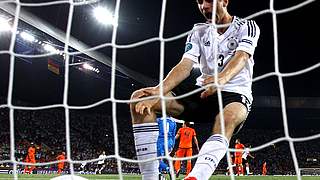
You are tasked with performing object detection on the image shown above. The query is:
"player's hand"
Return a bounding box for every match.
[200,86,217,99]
[135,98,159,115]
[200,76,217,98]
[131,87,160,115]
[131,87,157,100]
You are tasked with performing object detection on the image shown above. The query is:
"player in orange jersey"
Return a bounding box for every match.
[56,152,66,175]
[234,139,245,176]
[174,122,200,178]
[262,161,267,176]
[24,142,36,174]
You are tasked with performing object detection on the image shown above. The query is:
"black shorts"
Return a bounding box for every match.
[171,75,252,124]
[242,158,249,164]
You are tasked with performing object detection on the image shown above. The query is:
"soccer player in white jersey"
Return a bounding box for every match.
[130,0,260,179]
[95,151,107,174]
[242,145,255,175]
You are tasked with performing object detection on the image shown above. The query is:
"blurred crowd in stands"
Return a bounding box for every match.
[0,98,320,175]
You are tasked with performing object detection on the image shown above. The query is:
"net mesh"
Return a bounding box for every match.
[0,0,319,180]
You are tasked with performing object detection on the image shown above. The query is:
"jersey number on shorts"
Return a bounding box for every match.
[241,95,252,112]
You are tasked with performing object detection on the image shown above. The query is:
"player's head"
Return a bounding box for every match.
[235,138,240,144]
[196,0,229,24]
[183,121,190,127]
[102,151,106,155]
[62,151,65,155]
[30,142,34,146]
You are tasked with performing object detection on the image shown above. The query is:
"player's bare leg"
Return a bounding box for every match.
[24,166,29,174]
[187,102,247,180]
[212,102,247,139]
[245,162,252,175]
[29,160,36,174]
[130,90,183,180]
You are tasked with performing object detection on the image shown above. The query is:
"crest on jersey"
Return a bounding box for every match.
[227,38,238,50]
[185,43,193,52]
[204,41,210,46]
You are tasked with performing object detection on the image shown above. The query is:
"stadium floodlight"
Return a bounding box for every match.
[93,6,118,26]
[20,31,36,42]
[43,43,58,53]
[83,63,100,73]
[0,16,11,32]
[83,63,93,70]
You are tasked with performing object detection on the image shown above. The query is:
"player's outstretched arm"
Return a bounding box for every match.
[193,136,200,152]
[155,57,194,94]
[249,153,255,159]
[175,129,181,140]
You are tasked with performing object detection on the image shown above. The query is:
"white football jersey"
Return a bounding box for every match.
[183,16,260,101]
[242,147,250,160]
[80,162,87,168]
[98,154,107,164]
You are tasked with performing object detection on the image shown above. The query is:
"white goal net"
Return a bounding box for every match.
[0,0,319,180]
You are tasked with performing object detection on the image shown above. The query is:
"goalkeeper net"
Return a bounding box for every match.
[0,0,320,180]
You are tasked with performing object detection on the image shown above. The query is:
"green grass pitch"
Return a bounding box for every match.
[0,174,319,180]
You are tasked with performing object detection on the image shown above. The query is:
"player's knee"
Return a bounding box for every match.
[221,114,236,129]
[130,90,141,107]
[129,101,136,113]
[130,89,141,100]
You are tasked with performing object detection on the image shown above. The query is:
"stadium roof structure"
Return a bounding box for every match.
[0,3,157,86]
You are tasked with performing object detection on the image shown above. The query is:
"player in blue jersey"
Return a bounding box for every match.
[157,116,177,179]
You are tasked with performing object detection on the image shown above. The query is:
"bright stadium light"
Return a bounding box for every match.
[20,31,36,42]
[83,63,93,70]
[93,7,118,26]
[0,16,11,32]
[43,43,57,53]
[83,63,100,74]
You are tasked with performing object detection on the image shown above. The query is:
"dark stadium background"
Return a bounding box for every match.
[0,0,319,176]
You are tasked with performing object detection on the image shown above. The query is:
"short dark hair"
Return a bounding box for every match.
[184,121,190,127]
